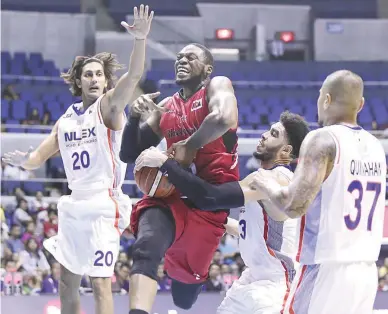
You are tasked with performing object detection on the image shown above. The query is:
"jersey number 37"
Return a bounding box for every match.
[345,180,381,231]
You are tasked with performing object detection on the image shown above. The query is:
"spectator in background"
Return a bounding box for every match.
[43,209,58,239]
[41,262,60,294]
[32,191,48,212]
[117,251,129,264]
[22,274,41,295]
[19,238,50,276]
[14,187,27,204]
[378,277,388,292]
[21,221,42,247]
[116,263,130,293]
[13,199,32,226]
[25,108,41,125]
[6,224,24,254]
[1,206,9,241]
[41,112,52,126]
[2,84,19,100]
[157,263,171,292]
[204,264,223,292]
[379,258,388,278]
[212,249,223,266]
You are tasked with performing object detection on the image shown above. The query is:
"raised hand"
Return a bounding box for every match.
[130,92,166,117]
[2,146,33,167]
[121,4,154,40]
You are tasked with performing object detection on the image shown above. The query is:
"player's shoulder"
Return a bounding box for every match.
[208,76,233,90]
[299,128,337,161]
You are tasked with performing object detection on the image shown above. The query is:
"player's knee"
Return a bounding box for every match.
[90,277,112,301]
[59,276,80,302]
[171,280,202,310]
[131,231,165,280]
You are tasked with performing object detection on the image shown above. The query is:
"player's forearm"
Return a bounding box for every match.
[119,117,161,163]
[185,106,236,149]
[160,159,244,210]
[21,151,44,170]
[109,39,146,114]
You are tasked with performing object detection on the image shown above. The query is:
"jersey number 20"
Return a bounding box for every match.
[72,151,90,170]
[345,180,381,231]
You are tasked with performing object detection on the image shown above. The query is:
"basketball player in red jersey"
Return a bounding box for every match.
[120,43,238,314]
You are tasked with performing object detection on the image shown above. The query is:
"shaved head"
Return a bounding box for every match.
[323,70,364,109]
[317,70,365,126]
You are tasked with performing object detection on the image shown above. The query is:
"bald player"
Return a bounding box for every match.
[250,70,386,314]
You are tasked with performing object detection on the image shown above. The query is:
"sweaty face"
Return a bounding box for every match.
[79,61,106,102]
[254,122,288,162]
[175,45,208,86]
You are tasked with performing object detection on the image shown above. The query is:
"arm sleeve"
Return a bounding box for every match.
[119,116,162,163]
[160,159,244,210]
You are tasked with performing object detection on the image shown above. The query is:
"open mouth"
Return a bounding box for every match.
[177,67,190,75]
[90,86,99,92]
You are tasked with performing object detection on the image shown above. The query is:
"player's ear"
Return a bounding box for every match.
[205,65,213,77]
[324,93,332,109]
[281,144,293,159]
[357,97,365,113]
[76,79,82,89]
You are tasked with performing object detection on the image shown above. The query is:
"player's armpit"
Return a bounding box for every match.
[23,120,60,170]
[282,129,336,218]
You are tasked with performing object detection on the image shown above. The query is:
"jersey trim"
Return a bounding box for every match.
[289,265,307,314]
[327,130,341,164]
[296,216,306,263]
[108,189,121,236]
[263,208,291,313]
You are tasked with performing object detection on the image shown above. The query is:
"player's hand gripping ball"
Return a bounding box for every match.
[134,147,175,198]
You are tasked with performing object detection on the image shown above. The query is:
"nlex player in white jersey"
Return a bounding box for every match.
[134,111,310,314]
[250,70,387,314]
[2,5,154,314]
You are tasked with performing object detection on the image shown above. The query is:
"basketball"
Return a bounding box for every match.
[134,167,175,198]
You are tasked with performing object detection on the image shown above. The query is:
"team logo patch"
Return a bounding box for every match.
[191,99,203,111]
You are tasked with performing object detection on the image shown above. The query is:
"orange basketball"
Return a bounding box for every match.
[134,167,175,198]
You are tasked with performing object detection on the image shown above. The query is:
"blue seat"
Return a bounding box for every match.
[1,100,10,120]
[11,100,27,120]
[29,100,45,117]
[1,180,20,194]
[46,102,62,120]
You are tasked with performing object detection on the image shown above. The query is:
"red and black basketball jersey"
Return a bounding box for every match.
[159,86,239,184]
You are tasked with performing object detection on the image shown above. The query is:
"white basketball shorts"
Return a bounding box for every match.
[43,189,132,277]
[217,268,290,314]
[283,262,378,314]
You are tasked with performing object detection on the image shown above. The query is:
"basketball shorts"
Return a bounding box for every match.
[217,268,289,314]
[43,189,132,277]
[131,195,227,284]
[283,262,377,314]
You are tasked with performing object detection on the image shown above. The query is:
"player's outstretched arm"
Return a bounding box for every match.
[250,129,336,219]
[101,5,153,130]
[2,121,60,170]
[184,76,238,149]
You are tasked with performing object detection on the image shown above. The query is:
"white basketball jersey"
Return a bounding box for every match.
[238,165,299,282]
[298,124,386,265]
[57,95,127,191]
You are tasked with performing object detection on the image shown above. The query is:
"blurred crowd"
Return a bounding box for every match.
[0,187,248,295]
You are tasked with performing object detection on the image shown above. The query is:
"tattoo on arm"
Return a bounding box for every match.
[280,129,336,218]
